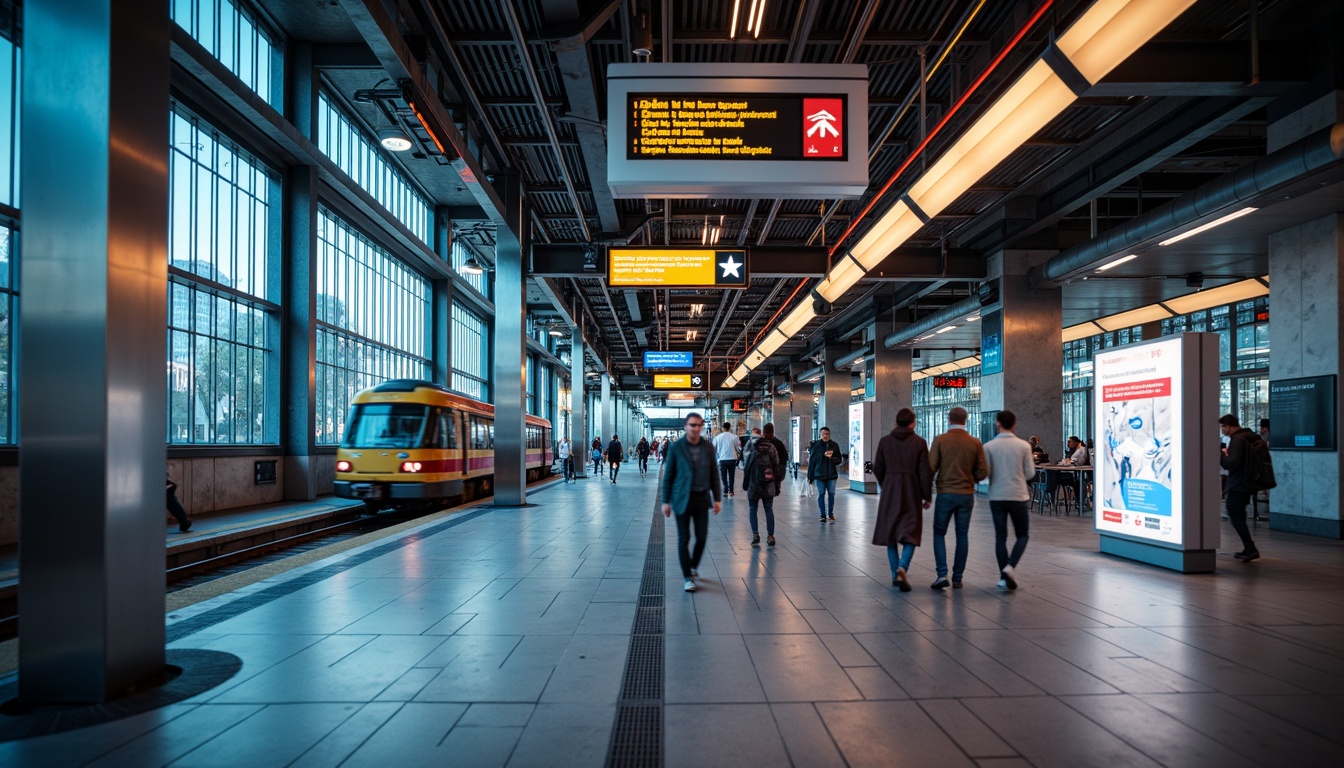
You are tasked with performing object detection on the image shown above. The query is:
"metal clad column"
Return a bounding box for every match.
[431,207,453,386]
[570,327,586,476]
[870,325,912,408]
[283,41,318,501]
[19,0,169,702]
[492,175,528,505]
[601,373,613,442]
[823,345,853,470]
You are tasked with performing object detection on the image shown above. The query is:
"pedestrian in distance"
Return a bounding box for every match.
[591,439,603,476]
[607,434,624,483]
[807,426,844,522]
[928,407,988,590]
[167,469,192,533]
[713,422,742,498]
[1220,413,1272,561]
[983,410,1035,590]
[662,412,723,592]
[872,408,932,592]
[637,436,651,476]
[761,423,789,477]
[744,426,782,547]
[558,436,573,482]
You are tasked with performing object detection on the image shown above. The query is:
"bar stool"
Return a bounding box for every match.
[1031,469,1050,514]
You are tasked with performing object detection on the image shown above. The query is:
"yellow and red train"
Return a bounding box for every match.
[334,379,553,510]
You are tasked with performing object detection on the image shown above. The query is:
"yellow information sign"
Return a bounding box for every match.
[608,248,748,288]
[654,373,707,390]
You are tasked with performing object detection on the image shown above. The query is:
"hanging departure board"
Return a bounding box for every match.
[607,63,869,198]
[608,248,749,288]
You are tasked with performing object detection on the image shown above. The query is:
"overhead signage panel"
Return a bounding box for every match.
[609,248,748,289]
[644,350,695,369]
[607,63,869,199]
[654,373,707,391]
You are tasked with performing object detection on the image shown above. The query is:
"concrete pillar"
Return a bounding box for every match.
[870,324,912,407]
[19,0,169,702]
[980,250,1063,450]
[822,345,853,466]
[569,329,586,477]
[283,166,319,502]
[601,373,613,442]
[492,173,528,506]
[771,376,791,437]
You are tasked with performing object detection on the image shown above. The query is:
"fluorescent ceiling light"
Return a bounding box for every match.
[776,303,816,338]
[1061,322,1105,342]
[1158,207,1258,246]
[1093,304,1173,331]
[755,330,786,358]
[966,314,980,322]
[1095,254,1138,272]
[815,256,865,303]
[1163,276,1269,314]
[936,325,958,334]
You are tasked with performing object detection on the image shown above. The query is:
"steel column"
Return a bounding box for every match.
[601,373,614,442]
[19,0,169,703]
[283,166,320,500]
[570,327,587,476]
[492,175,528,505]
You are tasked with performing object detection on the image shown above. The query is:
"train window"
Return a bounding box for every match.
[470,417,486,450]
[428,408,456,449]
[343,404,428,448]
[487,422,495,449]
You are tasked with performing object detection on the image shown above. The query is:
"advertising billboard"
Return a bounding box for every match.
[1094,336,1184,546]
[610,248,748,288]
[643,350,695,369]
[1269,375,1338,451]
[848,402,865,483]
[980,310,1003,375]
[653,373,706,390]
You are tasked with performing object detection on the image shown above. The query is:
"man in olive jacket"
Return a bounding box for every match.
[807,427,844,522]
[662,412,723,592]
[927,407,988,590]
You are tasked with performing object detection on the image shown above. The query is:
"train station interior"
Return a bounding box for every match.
[2,0,1344,765]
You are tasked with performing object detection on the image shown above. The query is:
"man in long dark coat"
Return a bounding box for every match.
[872,407,933,591]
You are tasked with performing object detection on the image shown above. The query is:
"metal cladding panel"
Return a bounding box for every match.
[607,63,869,199]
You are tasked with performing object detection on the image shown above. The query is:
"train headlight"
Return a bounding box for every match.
[400,461,422,472]
[336,460,352,472]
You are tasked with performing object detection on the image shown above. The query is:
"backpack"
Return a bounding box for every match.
[592,448,602,461]
[752,440,779,497]
[1242,432,1277,491]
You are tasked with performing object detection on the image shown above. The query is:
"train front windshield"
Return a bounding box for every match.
[343,404,428,448]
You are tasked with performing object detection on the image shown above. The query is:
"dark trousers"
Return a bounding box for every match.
[1225,490,1255,550]
[675,493,711,577]
[932,492,975,581]
[593,457,602,475]
[167,487,190,529]
[719,460,737,493]
[639,455,649,473]
[562,457,573,480]
[990,500,1030,575]
[610,460,620,480]
[748,493,775,536]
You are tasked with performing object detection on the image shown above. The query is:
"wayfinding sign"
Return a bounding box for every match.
[609,248,748,288]
[644,351,695,369]
[654,373,706,390]
[607,63,869,198]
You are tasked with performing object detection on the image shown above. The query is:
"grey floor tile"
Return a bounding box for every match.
[540,634,629,703]
[1140,692,1344,765]
[437,725,524,768]
[952,629,1117,696]
[918,699,1017,758]
[169,703,363,768]
[1236,693,1344,746]
[84,704,262,768]
[853,632,997,699]
[665,703,790,768]
[963,696,1162,768]
[819,632,878,667]
[771,703,848,768]
[817,700,976,767]
[289,703,405,768]
[212,635,447,703]
[744,634,864,702]
[458,703,536,727]
[338,702,468,768]
[0,704,205,768]
[1087,627,1310,695]
[666,633,767,704]
[1062,693,1261,767]
[845,665,910,700]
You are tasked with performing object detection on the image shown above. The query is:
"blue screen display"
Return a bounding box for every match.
[644,351,695,368]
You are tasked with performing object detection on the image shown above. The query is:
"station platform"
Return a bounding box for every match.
[2,469,1343,767]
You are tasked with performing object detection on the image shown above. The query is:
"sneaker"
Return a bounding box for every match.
[178,522,192,533]
[751,534,761,548]
[952,580,963,589]
[828,515,836,523]
[684,579,696,592]
[931,577,950,590]
[895,568,911,592]
[819,516,827,523]
[767,535,776,547]
[997,579,1009,591]
[1002,565,1018,590]
[1236,549,1261,562]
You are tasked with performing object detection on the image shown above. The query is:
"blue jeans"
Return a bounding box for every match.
[749,494,775,536]
[887,543,916,575]
[932,493,975,581]
[815,478,837,517]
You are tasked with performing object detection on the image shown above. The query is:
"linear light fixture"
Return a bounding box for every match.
[1159,207,1258,246]
[723,0,1197,386]
[1093,304,1173,331]
[936,325,958,334]
[1162,275,1269,314]
[1095,253,1138,272]
[776,302,816,338]
[911,354,982,381]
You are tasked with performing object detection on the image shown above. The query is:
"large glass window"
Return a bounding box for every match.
[317,92,432,244]
[0,14,19,209]
[0,14,17,445]
[451,302,488,399]
[0,225,14,445]
[171,0,279,106]
[167,106,277,444]
[316,208,431,444]
[911,367,981,442]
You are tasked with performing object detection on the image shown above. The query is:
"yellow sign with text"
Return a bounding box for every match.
[608,248,748,288]
[653,373,707,390]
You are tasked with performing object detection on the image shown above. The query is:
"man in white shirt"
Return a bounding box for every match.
[713,422,742,499]
[982,410,1036,591]
[557,437,573,482]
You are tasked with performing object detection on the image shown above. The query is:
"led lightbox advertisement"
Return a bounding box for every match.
[848,401,880,494]
[1093,334,1220,573]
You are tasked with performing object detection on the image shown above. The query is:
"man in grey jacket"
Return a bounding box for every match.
[982,410,1036,591]
[662,412,723,592]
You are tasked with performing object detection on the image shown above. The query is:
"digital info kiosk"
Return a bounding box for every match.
[848,402,881,494]
[1093,333,1221,573]
[790,415,812,480]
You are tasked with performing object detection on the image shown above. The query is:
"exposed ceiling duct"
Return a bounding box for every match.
[883,296,982,349]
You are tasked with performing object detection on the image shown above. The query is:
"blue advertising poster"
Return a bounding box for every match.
[643,350,694,369]
[980,310,1003,375]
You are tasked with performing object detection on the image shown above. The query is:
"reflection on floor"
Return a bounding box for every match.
[1,468,1342,767]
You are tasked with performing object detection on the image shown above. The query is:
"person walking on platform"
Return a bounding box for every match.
[591,438,602,475]
[607,434,624,483]
[761,423,789,476]
[558,436,574,482]
[744,427,782,547]
[1220,414,1267,561]
[713,422,741,498]
[808,426,843,522]
[872,408,932,592]
[167,469,192,533]
[636,436,651,476]
[662,412,722,592]
[983,410,1035,590]
[928,407,987,590]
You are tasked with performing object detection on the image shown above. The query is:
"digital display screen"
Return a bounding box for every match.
[627,93,848,161]
[1269,375,1337,451]
[644,351,695,369]
[608,248,748,288]
[848,402,865,483]
[654,373,706,390]
[933,376,968,389]
[1094,337,1184,546]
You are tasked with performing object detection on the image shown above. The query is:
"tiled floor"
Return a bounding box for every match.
[2,467,1343,767]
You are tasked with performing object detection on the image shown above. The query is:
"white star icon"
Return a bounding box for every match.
[719,255,742,279]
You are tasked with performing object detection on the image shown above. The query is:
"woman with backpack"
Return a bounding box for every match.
[744,424,784,547]
[591,438,603,476]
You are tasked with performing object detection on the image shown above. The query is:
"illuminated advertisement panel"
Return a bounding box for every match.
[1094,336,1184,546]
[848,402,865,484]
